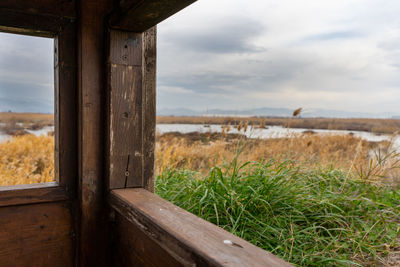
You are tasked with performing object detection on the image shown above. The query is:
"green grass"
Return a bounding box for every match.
[155,160,400,266]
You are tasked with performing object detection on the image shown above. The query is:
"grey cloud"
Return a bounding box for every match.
[158,51,311,96]
[0,33,53,113]
[157,89,222,110]
[301,31,363,42]
[0,81,53,113]
[0,97,52,113]
[378,41,400,51]
[159,72,252,94]
[160,17,266,54]
[0,34,53,81]
[377,39,400,69]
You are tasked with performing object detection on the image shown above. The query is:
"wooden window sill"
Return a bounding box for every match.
[109,188,292,267]
[0,182,69,207]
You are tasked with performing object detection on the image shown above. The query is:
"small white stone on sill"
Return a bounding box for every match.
[223,240,233,245]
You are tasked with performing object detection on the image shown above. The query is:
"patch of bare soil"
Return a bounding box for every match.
[381,240,400,267]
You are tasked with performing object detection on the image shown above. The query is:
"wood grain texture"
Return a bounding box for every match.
[108,30,143,189]
[0,0,76,19]
[0,182,68,207]
[0,202,74,267]
[112,212,184,267]
[55,21,78,197]
[77,0,113,265]
[110,188,293,267]
[0,9,71,37]
[0,0,75,36]
[142,27,157,192]
[108,0,196,32]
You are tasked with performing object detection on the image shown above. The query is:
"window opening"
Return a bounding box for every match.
[154,1,400,266]
[0,32,54,186]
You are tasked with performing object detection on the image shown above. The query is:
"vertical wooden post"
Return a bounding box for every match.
[54,21,77,196]
[142,27,157,192]
[108,30,144,189]
[107,27,156,191]
[77,0,112,266]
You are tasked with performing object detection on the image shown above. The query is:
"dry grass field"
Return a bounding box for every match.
[0,112,53,122]
[156,131,400,185]
[1,121,399,265]
[0,135,54,186]
[0,112,54,135]
[157,115,400,134]
[1,127,399,187]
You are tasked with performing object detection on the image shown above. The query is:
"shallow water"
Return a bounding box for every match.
[1,124,398,150]
[0,126,54,143]
[156,124,400,149]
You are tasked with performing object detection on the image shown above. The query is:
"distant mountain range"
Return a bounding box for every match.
[158,107,400,119]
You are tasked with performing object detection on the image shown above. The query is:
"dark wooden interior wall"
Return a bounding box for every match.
[0,202,74,267]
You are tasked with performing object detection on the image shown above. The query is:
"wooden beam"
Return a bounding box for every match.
[109,188,293,267]
[0,9,71,37]
[142,27,157,192]
[107,27,156,190]
[77,0,113,266]
[55,21,78,197]
[0,182,68,207]
[108,0,196,32]
[0,0,76,19]
[0,0,76,36]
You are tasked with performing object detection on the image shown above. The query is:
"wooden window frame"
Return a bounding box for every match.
[0,13,77,206]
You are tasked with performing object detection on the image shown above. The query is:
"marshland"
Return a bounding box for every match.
[157,115,400,135]
[1,112,399,266]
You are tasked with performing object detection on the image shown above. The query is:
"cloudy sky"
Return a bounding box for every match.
[157,0,400,115]
[0,33,53,113]
[1,0,400,115]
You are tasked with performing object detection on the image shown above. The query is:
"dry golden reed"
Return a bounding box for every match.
[292,107,302,117]
[1,128,398,186]
[0,135,54,186]
[0,112,53,124]
[156,131,400,184]
[0,112,54,136]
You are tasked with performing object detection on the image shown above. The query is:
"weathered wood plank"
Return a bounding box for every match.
[78,0,113,265]
[109,188,293,267]
[108,0,196,32]
[0,0,76,19]
[112,212,183,267]
[0,182,68,207]
[142,27,157,192]
[108,30,144,189]
[55,21,77,197]
[0,202,74,267]
[0,9,71,37]
[108,30,142,65]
